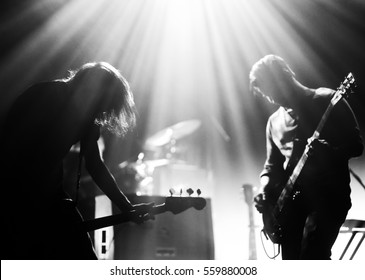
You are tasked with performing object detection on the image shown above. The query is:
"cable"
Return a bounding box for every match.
[260,229,281,259]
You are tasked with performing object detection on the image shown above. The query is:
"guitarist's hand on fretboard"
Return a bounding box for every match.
[128,202,156,223]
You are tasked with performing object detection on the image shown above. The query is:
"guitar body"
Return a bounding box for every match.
[262,202,283,244]
[262,191,297,244]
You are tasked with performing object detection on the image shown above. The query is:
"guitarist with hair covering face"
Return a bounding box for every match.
[249,55,363,259]
[0,62,153,259]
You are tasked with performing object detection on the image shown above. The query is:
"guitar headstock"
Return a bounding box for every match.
[164,188,206,214]
[332,73,356,104]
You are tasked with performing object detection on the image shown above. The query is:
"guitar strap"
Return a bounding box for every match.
[75,150,83,205]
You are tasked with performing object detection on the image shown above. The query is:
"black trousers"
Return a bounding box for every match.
[2,199,97,260]
[281,195,349,260]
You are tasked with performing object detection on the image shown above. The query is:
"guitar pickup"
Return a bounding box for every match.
[155,247,176,258]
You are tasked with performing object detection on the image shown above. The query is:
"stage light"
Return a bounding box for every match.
[1,0,364,260]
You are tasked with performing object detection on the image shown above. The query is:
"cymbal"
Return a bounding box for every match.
[144,159,169,168]
[117,158,169,171]
[145,119,201,147]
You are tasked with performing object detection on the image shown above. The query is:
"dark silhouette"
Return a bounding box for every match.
[249,55,363,259]
[0,62,152,259]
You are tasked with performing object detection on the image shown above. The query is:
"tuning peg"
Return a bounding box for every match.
[169,188,176,196]
[186,188,194,196]
[180,188,183,196]
[197,189,202,196]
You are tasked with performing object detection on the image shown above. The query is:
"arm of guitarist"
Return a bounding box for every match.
[80,124,154,222]
[308,99,363,161]
[333,99,363,158]
[254,119,286,213]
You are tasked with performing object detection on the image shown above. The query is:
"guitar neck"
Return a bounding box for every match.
[276,151,308,211]
[82,204,167,232]
[276,93,339,212]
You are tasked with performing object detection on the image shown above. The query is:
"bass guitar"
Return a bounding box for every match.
[82,188,206,232]
[262,73,356,244]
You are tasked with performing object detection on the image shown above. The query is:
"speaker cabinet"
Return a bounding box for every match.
[112,195,214,260]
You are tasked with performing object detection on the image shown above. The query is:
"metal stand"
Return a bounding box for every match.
[339,219,365,260]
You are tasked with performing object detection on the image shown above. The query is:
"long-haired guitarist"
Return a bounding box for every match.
[0,62,153,259]
[249,55,363,259]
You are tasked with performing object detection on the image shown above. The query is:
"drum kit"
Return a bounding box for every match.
[114,119,202,195]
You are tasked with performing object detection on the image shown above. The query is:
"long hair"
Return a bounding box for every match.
[64,62,136,136]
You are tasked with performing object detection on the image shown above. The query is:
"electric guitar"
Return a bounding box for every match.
[262,73,356,244]
[82,188,206,232]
